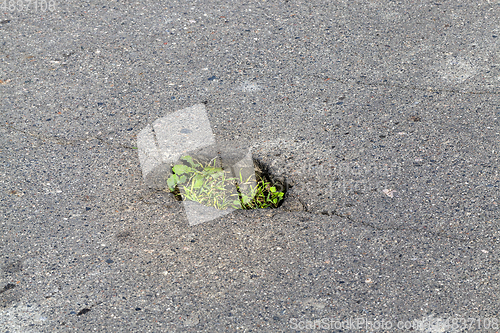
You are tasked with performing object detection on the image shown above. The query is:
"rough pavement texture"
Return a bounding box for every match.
[1,0,499,332]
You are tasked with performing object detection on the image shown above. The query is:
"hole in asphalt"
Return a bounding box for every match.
[0,283,16,294]
[116,231,131,241]
[166,155,288,210]
[77,308,91,316]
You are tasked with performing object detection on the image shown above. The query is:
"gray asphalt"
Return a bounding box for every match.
[1,0,500,332]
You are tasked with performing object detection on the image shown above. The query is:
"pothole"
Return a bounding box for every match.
[136,103,295,225]
[165,153,288,210]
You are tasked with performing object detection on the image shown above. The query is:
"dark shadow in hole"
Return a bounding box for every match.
[0,283,16,294]
[77,308,91,316]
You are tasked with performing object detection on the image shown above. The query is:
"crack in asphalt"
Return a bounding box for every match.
[326,209,479,244]
[3,121,492,245]
[2,80,497,248]
[2,69,496,152]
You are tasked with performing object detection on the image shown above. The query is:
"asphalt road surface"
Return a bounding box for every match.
[1,0,500,332]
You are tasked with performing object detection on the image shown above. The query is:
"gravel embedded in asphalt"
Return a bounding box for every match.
[1,0,500,331]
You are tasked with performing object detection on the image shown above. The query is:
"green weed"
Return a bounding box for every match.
[166,155,285,210]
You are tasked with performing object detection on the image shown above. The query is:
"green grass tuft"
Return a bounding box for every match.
[166,155,285,210]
